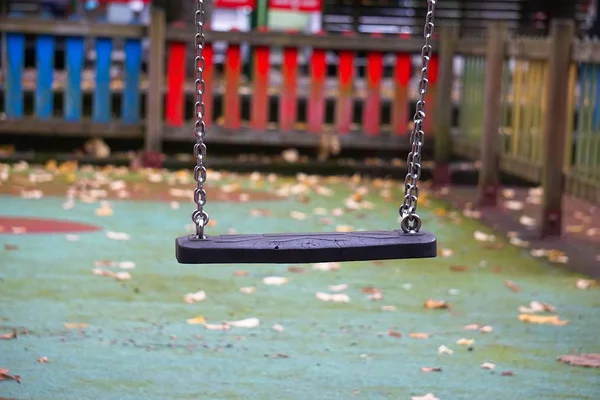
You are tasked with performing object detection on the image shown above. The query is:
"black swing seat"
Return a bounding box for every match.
[176,230,437,264]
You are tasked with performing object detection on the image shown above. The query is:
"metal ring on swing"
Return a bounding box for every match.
[400,213,422,234]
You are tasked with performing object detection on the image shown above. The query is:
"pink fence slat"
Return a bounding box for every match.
[308,39,327,134]
[363,33,383,136]
[392,36,412,136]
[224,39,242,130]
[251,28,270,131]
[279,34,299,131]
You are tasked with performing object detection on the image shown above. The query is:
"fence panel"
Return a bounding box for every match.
[457,55,485,143]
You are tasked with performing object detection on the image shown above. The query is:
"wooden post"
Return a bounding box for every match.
[540,19,575,237]
[432,24,458,187]
[476,22,507,207]
[144,7,166,159]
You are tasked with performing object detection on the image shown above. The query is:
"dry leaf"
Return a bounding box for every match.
[233,270,248,277]
[0,368,22,383]
[106,231,130,241]
[118,261,136,269]
[474,230,495,242]
[479,325,493,333]
[0,330,16,340]
[509,236,530,248]
[439,248,454,257]
[184,291,207,303]
[329,284,348,292]
[288,266,307,273]
[263,276,289,285]
[205,323,231,331]
[480,362,495,370]
[557,353,600,368]
[95,206,113,217]
[410,332,431,339]
[575,279,597,290]
[381,305,397,312]
[312,262,340,271]
[505,280,520,292]
[290,211,307,220]
[502,189,516,198]
[438,345,453,355]
[335,225,353,232]
[504,200,524,211]
[186,316,207,325]
[519,215,536,227]
[64,323,87,329]
[316,292,350,303]
[456,338,475,346]
[420,367,442,373]
[37,356,49,363]
[518,314,568,325]
[239,286,256,294]
[272,324,285,332]
[388,329,402,338]
[227,318,260,328]
[411,394,439,400]
[424,299,449,309]
[518,301,556,314]
[450,265,468,272]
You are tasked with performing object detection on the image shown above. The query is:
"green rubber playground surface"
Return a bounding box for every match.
[1,166,599,400]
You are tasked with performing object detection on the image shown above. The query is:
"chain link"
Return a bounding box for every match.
[192,0,209,238]
[400,0,437,234]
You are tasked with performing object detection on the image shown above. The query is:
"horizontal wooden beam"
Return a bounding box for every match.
[455,38,487,56]
[506,37,550,60]
[572,40,600,63]
[167,28,438,53]
[0,17,146,39]
[0,119,144,138]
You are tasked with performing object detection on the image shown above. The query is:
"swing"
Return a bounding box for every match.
[176,0,438,264]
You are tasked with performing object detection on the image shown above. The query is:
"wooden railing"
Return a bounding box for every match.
[0,13,599,236]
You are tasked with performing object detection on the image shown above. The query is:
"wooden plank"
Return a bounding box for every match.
[424,53,439,135]
[165,41,187,127]
[64,36,84,122]
[572,40,600,64]
[93,38,113,124]
[477,22,508,208]
[433,25,459,187]
[0,118,143,138]
[280,37,298,132]
[391,37,411,136]
[224,41,242,130]
[363,33,383,136]
[540,20,575,237]
[251,30,270,131]
[167,27,436,53]
[454,38,487,56]
[308,40,327,134]
[122,39,142,124]
[506,37,550,60]
[145,8,166,152]
[5,32,25,119]
[336,34,355,134]
[0,17,145,39]
[34,34,54,120]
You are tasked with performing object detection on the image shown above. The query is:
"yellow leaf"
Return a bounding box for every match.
[186,316,207,325]
[410,332,432,339]
[64,323,87,329]
[518,314,568,326]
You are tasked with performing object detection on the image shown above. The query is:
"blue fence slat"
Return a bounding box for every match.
[64,36,85,122]
[93,38,113,123]
[122,39,142,124]
[35,34,55,119]
[5,32,25,118]
[593,65,600,132]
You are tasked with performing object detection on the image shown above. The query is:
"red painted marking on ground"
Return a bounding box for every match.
[0,217,102,235]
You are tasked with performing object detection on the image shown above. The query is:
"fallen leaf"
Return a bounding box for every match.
[227,318,260,328]
[474,230,496,242]
[381,305,397,312]
[204,323,231,331]
[270,353,290,359]
[233,270,249,277]
[184,291,207,304]
[64,323,87,329]
[329,284,348,292]
[4,244,18,251]
[239,286,256,294]
[312,262,340,271]
[0,367,22,383]
[0,330,16,340]
[502,189,516,198]
[501,371,515,376]
[316,292,350,303]
[118,261,136,269]
[438,345,453,355]
[272,324,284,332]
[557,353,600,368]
[518,314,568,325]
[106,231,130,241]
[263,276,289,285]
[95,206,113,217]
[519,215,536,227]
[518,301,556,314]
[509,236,530,248]
[290,211,307,220]
[388,329,402,338]
[186,316,207,325]
[575,279,597,290]
[410,332,431,339]
[450,265,468,272]
[505,280,520,292]
[439,248,454,257]
[504,200,524,210]
[37,356,49,363]
[479,325,493,333]
[411,394,439,400]
[288,266,307,273]
[420,367,442,373]
[456,338,475,346]
[480,362,495,370]
[424,299,449,309]
[335,225,353,232]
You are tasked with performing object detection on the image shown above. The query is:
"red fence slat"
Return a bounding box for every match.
[363,33,383,136]
[251,28,270,131]
[224,40,241,130]
[336,33,355,134]
[280,34,298,131]
[392,35,412,136]
[308,39,326,134]
[165,42,186,126]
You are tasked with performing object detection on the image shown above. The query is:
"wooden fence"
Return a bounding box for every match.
[0,13,599,236]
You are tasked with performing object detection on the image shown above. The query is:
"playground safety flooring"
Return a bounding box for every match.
[0,164,599,400]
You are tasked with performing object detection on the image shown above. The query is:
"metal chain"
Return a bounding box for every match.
[191,0,209,239]
[400,0,437,234]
